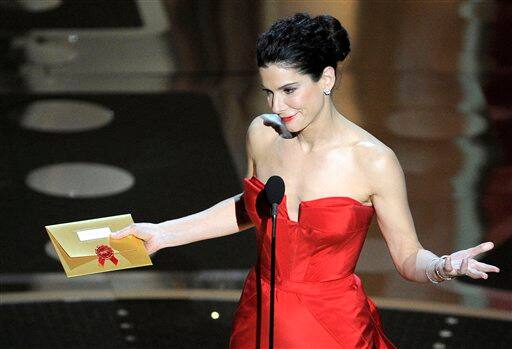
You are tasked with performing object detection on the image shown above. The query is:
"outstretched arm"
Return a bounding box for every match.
[111,193,253,254]
[111,121,258,253]
[367,146,500,283]
[159,193,253,248]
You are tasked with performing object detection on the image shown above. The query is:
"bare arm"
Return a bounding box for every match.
[367,146,499,282]
[367,146,427,282]
[155,192,253,249]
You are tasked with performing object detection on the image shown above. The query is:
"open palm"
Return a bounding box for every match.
[440,242,500,280]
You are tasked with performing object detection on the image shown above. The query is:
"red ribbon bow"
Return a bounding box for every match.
[95,244,119,266]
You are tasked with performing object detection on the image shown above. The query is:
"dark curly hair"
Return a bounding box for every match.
[256,13,350,82]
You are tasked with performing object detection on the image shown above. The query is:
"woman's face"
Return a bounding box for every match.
[259,64,326,133]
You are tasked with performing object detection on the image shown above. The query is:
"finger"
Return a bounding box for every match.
[460,258,469,275]
[466,267,488,280]
[468,242,494,258]
[145,241,159,255]
[110,225,136,239]
[473,261,500,273]
[444,255,453,273]
[440,256,456,278]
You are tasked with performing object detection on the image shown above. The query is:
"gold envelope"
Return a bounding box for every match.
[45,214,152,278]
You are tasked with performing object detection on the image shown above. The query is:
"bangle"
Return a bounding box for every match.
[434,255,454,281]
[426,258,443,284]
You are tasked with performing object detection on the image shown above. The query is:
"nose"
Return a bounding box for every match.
[270,94,286,115]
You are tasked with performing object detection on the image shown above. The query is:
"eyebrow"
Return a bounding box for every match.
[260,82,299,91]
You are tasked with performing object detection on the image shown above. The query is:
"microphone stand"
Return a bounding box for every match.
[269,202,278,349]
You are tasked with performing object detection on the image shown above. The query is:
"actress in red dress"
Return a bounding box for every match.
[112,13,500,349]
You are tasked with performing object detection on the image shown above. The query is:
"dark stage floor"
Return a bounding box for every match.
[2,298,511,349]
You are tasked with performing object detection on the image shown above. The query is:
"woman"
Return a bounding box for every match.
[111,13,500,348]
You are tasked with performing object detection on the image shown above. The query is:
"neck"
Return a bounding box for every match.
[293,99,348,152]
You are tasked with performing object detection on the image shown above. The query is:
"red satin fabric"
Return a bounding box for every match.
[229,176,396,348]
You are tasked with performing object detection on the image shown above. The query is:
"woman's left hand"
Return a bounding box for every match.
[439,242,500,280]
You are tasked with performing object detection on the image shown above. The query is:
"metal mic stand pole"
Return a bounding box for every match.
[269,203,278,349]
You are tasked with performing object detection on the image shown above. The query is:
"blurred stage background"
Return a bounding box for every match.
[0,0,510,348]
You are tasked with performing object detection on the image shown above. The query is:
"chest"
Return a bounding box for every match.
[253,144,372,221]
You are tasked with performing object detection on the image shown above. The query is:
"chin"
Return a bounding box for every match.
[284,123,305,134]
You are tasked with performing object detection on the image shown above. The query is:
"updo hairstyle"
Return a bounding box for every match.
[256,13,351,82]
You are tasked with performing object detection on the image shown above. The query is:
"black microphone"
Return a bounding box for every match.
[263,175,284,349]
[264,175,285,216]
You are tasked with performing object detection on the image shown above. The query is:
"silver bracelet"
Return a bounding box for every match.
[435,255,454,281]
[425,257,443,284]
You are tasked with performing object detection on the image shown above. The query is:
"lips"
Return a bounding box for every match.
[280,113,296,123]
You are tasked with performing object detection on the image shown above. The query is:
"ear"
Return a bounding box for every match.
[320,66,336,91]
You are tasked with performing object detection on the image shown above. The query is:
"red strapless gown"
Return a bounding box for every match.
[229,176,396,348]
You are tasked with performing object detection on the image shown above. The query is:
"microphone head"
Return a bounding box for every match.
[264,175,285,205]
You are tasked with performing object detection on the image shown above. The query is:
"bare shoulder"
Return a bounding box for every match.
[246,115,279,157]
[351,129,402,178]
[351,130,408,200]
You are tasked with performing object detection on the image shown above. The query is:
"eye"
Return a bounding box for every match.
[283,88,296,95]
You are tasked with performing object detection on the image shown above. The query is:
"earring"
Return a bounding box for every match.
[323,89,331,95]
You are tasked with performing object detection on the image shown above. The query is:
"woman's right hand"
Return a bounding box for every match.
[110,223,164,255]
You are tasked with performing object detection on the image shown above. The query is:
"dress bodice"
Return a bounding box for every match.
[243,176,375,282]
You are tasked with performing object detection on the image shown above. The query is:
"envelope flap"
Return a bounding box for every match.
[46,214,139,258]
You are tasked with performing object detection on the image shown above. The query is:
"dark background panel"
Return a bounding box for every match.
[0,0,142,33]
[0,93,256,273]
